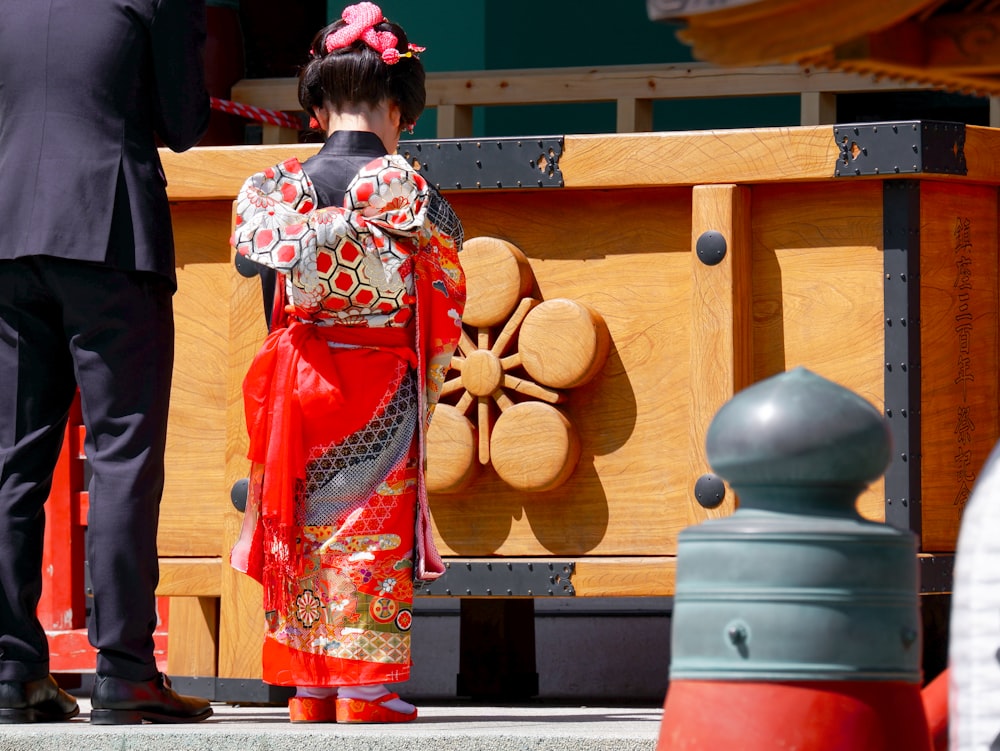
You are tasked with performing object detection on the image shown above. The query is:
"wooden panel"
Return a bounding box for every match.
[689,184,753,524]
[158,201,233,556]
[919,181,999,552]
[165,597,218,678]
[751,181,887,521]
[434,187,694,557]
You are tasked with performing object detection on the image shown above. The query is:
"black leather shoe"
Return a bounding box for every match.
[0,674,80,723]
[90,673,212,725]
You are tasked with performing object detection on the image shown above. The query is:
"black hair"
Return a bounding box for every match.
[298,17,426,130]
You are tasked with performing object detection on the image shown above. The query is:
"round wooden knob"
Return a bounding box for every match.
[462,349,503,396]
[426,404,478,494]
[490,402,580,492]
[518,299,610,389]
[460,237,533,328]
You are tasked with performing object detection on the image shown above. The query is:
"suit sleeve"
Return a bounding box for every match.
[150,0,211,152]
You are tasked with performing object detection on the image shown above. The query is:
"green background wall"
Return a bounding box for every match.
[305,1,985,139]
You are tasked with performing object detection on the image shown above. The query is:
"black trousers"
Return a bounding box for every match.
[0,257,173,682]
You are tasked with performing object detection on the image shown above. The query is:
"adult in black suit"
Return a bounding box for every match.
[0,0,214,724]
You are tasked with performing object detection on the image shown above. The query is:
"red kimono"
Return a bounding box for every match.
[230,155,465,687]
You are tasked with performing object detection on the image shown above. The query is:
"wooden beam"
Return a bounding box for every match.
[162,123,1000,202]
[426,64,928,104]
[570,557,676,597]
[231,63,928,117]
[163,127,843,199]
[156,557,222,597]
[161,144,318,201]
[558,126,841,189]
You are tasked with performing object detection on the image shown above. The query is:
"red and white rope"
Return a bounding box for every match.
[211,96,302,130]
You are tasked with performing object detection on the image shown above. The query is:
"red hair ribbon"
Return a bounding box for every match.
[325,2,399,63]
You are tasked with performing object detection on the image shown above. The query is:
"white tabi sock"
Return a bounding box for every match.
[295,686,338,699]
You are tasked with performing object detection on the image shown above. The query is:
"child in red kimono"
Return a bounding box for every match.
[229,2,465,724]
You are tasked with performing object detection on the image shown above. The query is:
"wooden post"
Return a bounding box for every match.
[688,184,753,524]
[617,98,654,132]
[157,558,222,677]
[800,92,837,125]
[436,104,474,138]
[218,240,270,680]
[261,125,300,144]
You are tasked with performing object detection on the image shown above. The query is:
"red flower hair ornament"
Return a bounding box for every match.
[324,2,424,65]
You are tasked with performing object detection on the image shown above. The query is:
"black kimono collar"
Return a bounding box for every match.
[316,130,390,159]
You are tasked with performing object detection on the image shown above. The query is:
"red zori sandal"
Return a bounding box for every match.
[335,693,417,723]
[288,696,338,723]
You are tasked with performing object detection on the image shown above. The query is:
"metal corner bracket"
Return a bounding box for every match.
[834,120,966,178]
[399,136,565,190]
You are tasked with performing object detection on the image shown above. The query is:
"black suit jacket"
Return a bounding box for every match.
[0,0,210,288]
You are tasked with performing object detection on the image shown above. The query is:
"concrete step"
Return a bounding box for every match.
[0,699,663,751]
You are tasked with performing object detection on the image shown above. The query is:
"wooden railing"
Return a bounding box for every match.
[230,61,984,143]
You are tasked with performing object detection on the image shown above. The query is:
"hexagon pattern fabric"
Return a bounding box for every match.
[234,154,429,327]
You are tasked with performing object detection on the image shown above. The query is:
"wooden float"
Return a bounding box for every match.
[43,120,998,685]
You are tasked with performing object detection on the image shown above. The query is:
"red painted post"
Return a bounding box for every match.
[40,392,169,672]
[39,394,87,633]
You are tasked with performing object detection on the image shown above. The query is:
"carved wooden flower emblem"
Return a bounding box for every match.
[427,237,609,493]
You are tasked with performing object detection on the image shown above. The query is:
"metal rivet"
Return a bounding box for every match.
[696,230,727,266]
[234,252,261,279]
[694,473,726,510]
[230,478,249,512]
